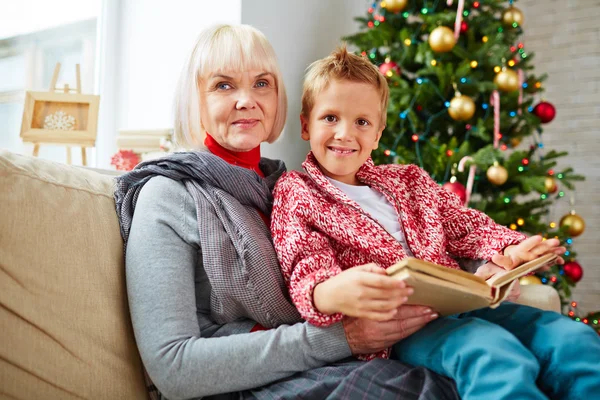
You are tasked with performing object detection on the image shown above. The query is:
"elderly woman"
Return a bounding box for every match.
[115,24,458,399]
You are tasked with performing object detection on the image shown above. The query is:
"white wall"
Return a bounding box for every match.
[519,0,600,313]
[96,0,242,168]
[243,0,368,171]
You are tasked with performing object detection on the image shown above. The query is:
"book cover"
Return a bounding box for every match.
[387,254,557,316]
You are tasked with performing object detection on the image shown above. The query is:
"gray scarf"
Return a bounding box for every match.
[114,151,302,328]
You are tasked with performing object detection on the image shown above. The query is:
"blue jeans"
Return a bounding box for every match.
[392,303,600,399]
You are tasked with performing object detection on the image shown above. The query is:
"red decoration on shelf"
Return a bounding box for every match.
[111,149,141,171]
[442,181,467,203]
[563,261,583,283]
[533,101,556,123]
[379,60,400,76]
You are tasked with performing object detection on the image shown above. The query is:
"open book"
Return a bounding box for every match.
[386,254,558,316]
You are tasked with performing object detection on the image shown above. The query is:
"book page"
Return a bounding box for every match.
[387,257,487,290]
[486,254,558,288]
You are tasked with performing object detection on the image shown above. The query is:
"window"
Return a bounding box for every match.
[0,1,101,165]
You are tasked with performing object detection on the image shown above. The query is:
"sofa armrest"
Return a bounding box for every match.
[516,284,562,313]
[77,165,124,176]
[0,150,147,399]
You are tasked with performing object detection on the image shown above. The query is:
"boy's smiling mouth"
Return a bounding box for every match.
[328,146,357,155]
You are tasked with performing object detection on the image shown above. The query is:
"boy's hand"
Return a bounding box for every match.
[491,235,566,270]
[313,263,413,321]
[475,261,520,302]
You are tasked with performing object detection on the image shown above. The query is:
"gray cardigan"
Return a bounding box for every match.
[126,176,351,400]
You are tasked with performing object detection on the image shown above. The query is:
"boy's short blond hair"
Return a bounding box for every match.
[301,45,389,128]
[173,24,288,148]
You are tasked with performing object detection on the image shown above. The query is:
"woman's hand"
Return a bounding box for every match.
[474,261,520,302]
[491,235,566,270]
[342,305,438,355]
[313,263,413,321]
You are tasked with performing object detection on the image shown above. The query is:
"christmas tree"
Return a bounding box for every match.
[344,0,597,333]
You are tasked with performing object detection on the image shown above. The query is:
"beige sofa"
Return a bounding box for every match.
[0,150,561,399]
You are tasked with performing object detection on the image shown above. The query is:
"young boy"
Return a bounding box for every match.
[271,47,600,399]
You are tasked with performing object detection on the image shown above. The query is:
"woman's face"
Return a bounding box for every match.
[199,70,278,151]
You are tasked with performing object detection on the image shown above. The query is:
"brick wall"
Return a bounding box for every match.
[519,0,600,313]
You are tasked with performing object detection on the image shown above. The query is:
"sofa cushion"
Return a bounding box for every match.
[0,150,147,399]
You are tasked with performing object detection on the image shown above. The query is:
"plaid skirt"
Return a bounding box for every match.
[235,357,458,400]
[149,358,458,400]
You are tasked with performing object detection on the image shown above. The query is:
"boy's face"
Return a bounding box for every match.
[301,79,384,185]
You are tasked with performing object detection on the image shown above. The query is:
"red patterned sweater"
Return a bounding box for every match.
[271,153,526,358]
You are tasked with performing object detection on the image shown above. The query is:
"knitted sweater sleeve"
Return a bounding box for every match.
[411,165,526,260]
[271,174,344,327]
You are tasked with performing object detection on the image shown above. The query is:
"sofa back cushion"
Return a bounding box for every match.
[0,151,147,399]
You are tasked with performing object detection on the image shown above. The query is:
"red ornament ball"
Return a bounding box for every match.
[563,261,583,283]
[460,21,468,33]
[533,101,556,123]
[379,61,400,77]
[442,181,467,204]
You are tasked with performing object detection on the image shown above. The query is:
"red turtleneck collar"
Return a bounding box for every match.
[204,133,270,237]
[204,133,264,177]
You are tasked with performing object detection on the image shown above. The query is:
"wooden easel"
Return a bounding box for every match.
[32,63,87,165]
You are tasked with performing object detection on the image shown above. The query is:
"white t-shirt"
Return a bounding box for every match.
[326,178,414,257]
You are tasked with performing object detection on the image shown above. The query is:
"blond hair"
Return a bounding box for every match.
[173,24,287,148]
[301,45,389,128]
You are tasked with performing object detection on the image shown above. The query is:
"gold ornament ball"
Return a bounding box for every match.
[494,69,520,92]
[502,6,525,27]
[448,95,476,121]
[382,0,407,13]
[510,137,522,148]
[560,213,586,237]
[544,177,557,193]
[487,164,508,186]
[429,26,456,53]
[519,275,542,286]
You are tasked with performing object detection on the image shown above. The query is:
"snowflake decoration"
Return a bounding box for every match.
[43,111,76,130]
